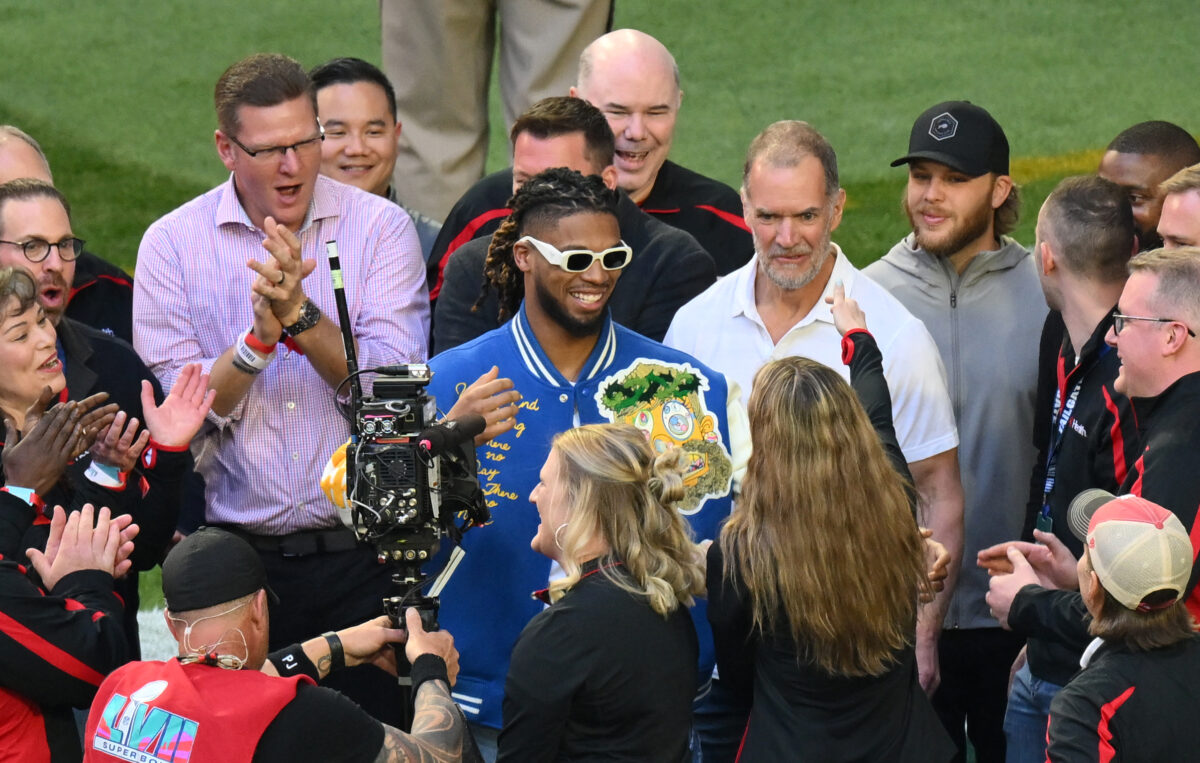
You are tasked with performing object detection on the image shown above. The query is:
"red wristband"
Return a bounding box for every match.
[244,330,277,356]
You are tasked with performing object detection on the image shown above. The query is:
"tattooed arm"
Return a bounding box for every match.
[376,678,470,762]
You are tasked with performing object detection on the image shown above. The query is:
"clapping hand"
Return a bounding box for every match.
[4,389,84,495]
[26,504,139,591]
[143,363,216,449]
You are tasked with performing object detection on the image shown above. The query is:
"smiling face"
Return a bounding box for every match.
[529,448,571,560]
[0,294,63,422]
[1105,270,1172,398]
[514,210,623,338]
[316,81,400,197]
[216,96,323,232]
[904,160,1007,260]
[572,37,680,204]
[743,155,844,292]
[0,195,76,325]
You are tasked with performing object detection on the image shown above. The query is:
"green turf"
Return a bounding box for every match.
[2,0,1197,274]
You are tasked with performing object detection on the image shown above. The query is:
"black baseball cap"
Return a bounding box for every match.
[891,101,1010,177]
[162,527,278,612]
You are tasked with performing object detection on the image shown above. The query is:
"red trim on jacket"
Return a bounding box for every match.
[431,208,512,300]
[696,204,751,231]
[0,610,107,686]
[69,273,134,301]
[1097,685,1135,763]
[1102,386,1128,487]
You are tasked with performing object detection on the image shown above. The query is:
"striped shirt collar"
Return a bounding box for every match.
[214,173,341,234]
[508,301,618,388]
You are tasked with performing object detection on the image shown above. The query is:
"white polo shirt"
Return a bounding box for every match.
[664,246,958,463]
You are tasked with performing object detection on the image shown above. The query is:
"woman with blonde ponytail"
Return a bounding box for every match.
[498,423,705,762]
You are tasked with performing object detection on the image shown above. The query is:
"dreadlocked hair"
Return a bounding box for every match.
[475,167,620,321]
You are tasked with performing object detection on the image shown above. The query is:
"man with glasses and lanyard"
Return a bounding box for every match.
[134,53,429,724]
[976,176,1140,763]
[988,246,1200,744]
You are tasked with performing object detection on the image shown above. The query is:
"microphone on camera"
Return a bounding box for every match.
[418,415,486,456]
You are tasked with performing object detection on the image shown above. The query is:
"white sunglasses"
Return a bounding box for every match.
[517,235,633,272]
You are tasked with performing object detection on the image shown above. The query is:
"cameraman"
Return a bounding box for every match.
[82,528,471,762]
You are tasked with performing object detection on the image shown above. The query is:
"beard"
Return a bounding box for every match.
[904,195,993,258]
[533,277,607,338]
[755,229,835,291]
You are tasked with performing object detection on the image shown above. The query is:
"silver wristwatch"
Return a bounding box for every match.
[282,298,321,337]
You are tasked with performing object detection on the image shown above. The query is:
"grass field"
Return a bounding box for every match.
[3,1,1198,274]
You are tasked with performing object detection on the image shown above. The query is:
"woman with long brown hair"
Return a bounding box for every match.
[707,294,954,761]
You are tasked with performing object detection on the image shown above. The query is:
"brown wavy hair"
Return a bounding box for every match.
[721,357,928,676]
[550,424,705,617]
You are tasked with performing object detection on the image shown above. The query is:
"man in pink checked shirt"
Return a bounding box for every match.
[133,52,429,726]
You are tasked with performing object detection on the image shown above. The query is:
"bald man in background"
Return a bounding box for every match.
[569,29,751,274]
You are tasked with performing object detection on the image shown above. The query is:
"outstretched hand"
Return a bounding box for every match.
[825,280,868,336]
[338,614,408,676]
[26,504,139,591]
[143,363,216,448]
[91,411,150,472]
[977,531,1078,590]
[445,366,521,446]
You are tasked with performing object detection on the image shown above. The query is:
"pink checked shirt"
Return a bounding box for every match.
[134,174,429,534]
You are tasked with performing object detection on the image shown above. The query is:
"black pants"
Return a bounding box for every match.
[932,628,1026,763]
[257,542,409,728]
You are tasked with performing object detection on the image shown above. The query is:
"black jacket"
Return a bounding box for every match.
[68,250,133,344]
[499,559,697,763]
[1012,370,1200,663]
[1017,311,1139,685]
[1047,636,1200,762]
[637,159,752,276]
[428,162,748,299]
[0,491,128,762]
[432,187,716,353]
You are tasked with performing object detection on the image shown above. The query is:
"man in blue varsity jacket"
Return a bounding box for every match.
[426,168,746,753]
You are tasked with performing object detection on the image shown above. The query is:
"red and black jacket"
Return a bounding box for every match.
[0,492,128,762]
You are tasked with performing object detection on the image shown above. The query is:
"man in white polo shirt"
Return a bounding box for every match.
[665,120,963,759]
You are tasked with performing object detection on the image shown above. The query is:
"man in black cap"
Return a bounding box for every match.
[80,528,471,762]
[864,101,1046,762]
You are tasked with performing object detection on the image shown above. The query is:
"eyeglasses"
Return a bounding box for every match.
[228,123,325,161]
[1112,310,1196,337]
[0,237,85,263]
[517,235,633,273]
